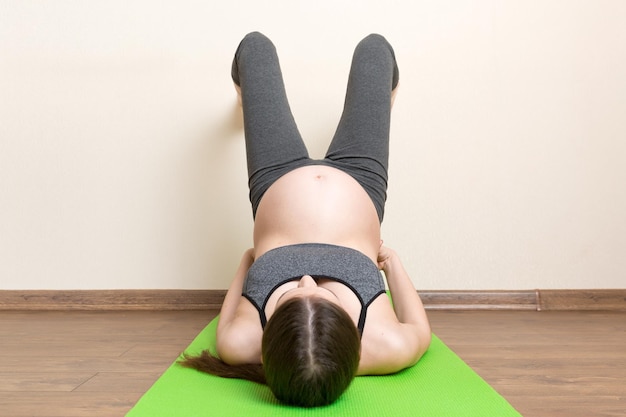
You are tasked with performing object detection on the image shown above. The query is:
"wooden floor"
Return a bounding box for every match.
[0,310,624,417]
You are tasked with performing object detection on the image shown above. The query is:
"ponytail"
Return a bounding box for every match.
[178,350,265,384]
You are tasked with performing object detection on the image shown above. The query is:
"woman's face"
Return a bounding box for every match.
[274,275,342,309]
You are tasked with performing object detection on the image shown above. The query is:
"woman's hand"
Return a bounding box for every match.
[377,241,396,271]
[243,247,255,264]
[369,240,432,373]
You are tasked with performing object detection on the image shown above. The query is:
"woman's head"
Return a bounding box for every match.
[262,295,361,407]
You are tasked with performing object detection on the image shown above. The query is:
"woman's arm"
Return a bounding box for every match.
[215,248,262,364]
[216,248,255,331]
[373,245,431,371]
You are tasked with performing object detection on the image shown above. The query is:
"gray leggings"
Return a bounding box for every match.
[232,32,399,223]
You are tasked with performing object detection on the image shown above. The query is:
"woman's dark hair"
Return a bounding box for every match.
[263,296,361,406]
[179,296,361,407]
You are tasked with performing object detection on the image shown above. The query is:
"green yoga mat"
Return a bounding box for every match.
[127,317,522,417]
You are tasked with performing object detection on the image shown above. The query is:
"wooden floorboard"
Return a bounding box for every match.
[429,311,626,417]
[0,310,624,417]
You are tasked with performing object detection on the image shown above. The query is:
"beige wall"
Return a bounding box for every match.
[1,1,625,290]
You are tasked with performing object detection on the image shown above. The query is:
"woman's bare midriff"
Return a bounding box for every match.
[253,165,381,263]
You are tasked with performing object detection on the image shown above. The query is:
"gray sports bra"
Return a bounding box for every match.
[242,243,386,334]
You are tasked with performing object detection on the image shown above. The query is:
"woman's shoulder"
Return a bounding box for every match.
[216,298,263,365]
[358,295,427,375]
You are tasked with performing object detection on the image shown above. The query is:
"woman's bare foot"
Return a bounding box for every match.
[391,82,399,109]
[234,83,242,107]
